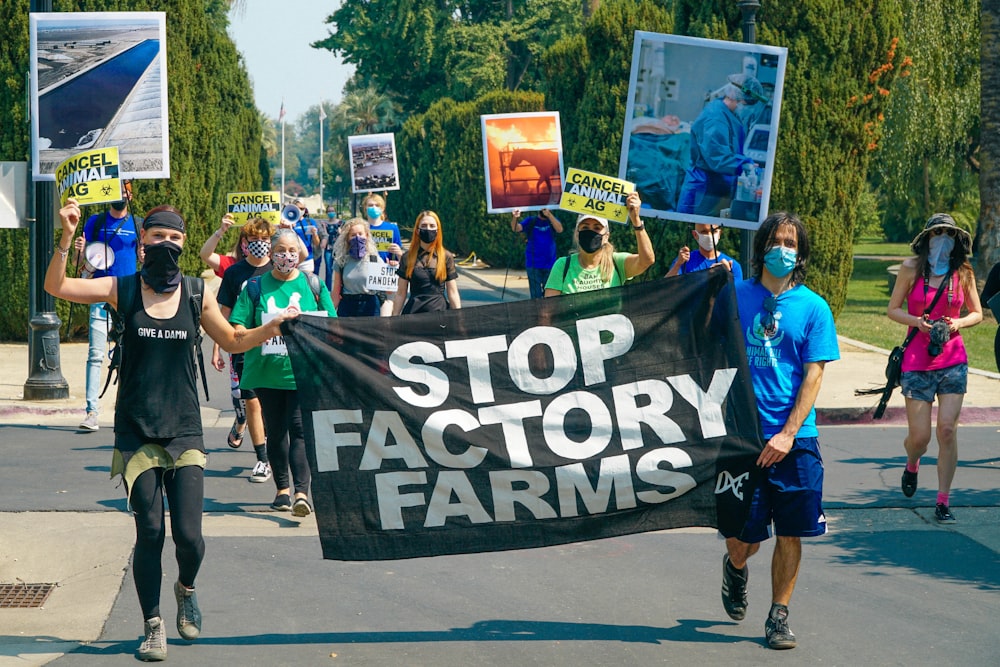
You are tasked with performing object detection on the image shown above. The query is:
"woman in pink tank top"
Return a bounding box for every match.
[887,214,982,523]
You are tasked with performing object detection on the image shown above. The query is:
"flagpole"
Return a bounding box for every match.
[280,114,285,201]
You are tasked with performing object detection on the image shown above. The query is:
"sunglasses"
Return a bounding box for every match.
[762,295,778,337]
[932,227,957,237]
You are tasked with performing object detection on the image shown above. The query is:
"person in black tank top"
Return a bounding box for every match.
[45,199,298,661]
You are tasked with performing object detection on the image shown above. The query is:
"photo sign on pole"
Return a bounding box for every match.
[55,146,121,206]
[348,133,400,194]
[480,112,564,214]
[558,168,634,224]
[618,32,787,231]
[226,191,281,226]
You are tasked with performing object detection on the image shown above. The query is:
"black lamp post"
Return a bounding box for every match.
[737,0,761,278]
[24,0,69,400]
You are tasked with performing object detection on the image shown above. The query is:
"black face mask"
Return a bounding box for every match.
[418,228,438,244]
[578,229,605,254]
[141,241,183,293]
[110,200,128,212]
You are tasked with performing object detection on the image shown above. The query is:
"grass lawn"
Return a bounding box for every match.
[838,258,998,372]
[852,239,912,257]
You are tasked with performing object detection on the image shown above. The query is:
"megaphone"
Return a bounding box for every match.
[280,204,303,225]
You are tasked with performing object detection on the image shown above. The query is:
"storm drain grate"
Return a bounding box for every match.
[0,583,56,608]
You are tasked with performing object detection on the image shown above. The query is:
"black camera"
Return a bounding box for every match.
[927,319,951,357]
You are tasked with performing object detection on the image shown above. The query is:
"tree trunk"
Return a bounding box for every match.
[979,0,1000,275]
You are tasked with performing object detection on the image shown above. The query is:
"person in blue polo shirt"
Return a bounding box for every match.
[511,207,563,299]
[665,222,743,281]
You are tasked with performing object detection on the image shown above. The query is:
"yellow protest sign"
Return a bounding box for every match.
[55,147,121,206]
[558,168,634,224]
[371,228,395,252]
[226,191,282,226]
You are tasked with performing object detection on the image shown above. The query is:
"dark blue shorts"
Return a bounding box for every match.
[726,436,827,543]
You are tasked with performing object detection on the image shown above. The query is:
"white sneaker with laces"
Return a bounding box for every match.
[137,616,167,661]
[79,412,99,431]
[249,461,272,483]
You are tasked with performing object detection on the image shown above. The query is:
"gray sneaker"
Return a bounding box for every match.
[137,616,167,661]
[174,581,202,641]
[765,604,797,649]
[79,412,99,431]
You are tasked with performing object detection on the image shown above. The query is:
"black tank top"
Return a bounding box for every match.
[114,276,203,444]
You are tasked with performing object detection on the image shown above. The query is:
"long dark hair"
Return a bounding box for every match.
[751,211,809,284]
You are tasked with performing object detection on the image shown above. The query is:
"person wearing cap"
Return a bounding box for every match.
[717,212,839,651]
[665,222,743,280]
[73,185,139,432]
[543,192,653,295]
[676,73,764,217]
[511,207,563,299]
[887,213,982,523]
[45,198,299,662]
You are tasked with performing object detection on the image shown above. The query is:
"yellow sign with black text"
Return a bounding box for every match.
[558,168,634,224]
[226,191,282,226]
[55,147,121,206]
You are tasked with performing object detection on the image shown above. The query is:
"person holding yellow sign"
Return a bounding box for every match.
[543,192,653,295]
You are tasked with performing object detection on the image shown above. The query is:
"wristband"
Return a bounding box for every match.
[631,223,645,231]
[55,244,70,260]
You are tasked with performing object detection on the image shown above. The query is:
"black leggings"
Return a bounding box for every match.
[128,465,205,620]
[255,387,311,495]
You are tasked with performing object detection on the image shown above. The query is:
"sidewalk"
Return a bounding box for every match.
[2,266,998,425]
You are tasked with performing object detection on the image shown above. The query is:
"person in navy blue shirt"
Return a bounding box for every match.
[665,222,743,280]
[511,208,563,299]
[717,211,838,651]
[73,186,139,432]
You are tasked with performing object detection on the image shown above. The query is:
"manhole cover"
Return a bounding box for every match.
[0,583,56,608]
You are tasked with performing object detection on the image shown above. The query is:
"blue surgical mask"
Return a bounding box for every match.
[763,246,797,278]
[366,206,382,220]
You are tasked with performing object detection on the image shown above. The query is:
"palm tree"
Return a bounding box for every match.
[334,86,401,135]
[259,109,278,160]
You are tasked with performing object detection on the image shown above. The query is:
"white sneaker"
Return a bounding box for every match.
[249,461,272,483]
[79,412,99,431]
[137,616,167,661]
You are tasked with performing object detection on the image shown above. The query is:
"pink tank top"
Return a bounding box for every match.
[901,273,967,372]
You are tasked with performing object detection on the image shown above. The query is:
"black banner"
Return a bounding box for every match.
[284,266,763,560]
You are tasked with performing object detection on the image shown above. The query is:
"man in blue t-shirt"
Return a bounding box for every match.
[717,212,839,651]
[73,189,139,431]
[511,208,563,299]
[665,222,743,281]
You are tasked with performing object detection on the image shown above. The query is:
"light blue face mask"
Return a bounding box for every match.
[928,234,954,275]
[764,246,797,278]
[366,206,382,221]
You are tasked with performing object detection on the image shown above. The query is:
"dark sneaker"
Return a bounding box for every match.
[721,554,748,621]
[137,616,167,661]
[271,493,292,511]
[174,581,202,641]
[935,503,956,523]
[901,469,918,497]
[765,604,797,650]
[79,412,99,431]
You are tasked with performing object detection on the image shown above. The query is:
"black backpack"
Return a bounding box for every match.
[102,274,209,400]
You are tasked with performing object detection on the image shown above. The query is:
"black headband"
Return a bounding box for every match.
[143,211,186,233]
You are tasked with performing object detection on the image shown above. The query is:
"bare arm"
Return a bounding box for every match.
[392,277,409,316]
[200,287,297,353]
[542,208,563,233]
[446,278,461,309]
[511,208,523,233]
[623,192,655,279]
[199,215,234,272]
[757,361,826,468]
[665,248,690,278]
[887,260,931,335]
[955,276,983,332]
[332,269,343,308]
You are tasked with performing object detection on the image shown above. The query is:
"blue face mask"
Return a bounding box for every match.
[763,246,797,278]
[366,206,381,221]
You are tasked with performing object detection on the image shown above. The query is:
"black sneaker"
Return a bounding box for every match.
[901,469,918,497]
[935,503,956,523]
[721,554,748,621]
[765,604,797,650]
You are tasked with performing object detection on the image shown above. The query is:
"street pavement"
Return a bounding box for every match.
[0,267,998,666]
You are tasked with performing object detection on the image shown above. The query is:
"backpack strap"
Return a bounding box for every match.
[305,271,322,304]
[100,274,139,398]
[247,274,263,310]
[184,275,210,401]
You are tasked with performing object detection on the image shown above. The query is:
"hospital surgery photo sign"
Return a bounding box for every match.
[618,32,787,231]
[283,268,764,561]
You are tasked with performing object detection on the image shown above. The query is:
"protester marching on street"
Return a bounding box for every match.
[319,204,342,290]
[331,217,383,317]
[229,227,336,518]
[45,198,297,662]
[543,192,653,295]
[887,214,982,523]
[213,216,277,484]
[717,211,839,650]
[73,184,139,431]
[392,210,461,314]
[511,207,563,299]
[363,193,403,315]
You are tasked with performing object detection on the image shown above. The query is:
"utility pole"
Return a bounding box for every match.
[24,0,69,400]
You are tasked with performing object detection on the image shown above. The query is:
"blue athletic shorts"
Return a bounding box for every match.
[726,437,827,543]
[901,363,967,402]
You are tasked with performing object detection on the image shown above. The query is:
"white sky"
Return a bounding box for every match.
[226,0,354,123]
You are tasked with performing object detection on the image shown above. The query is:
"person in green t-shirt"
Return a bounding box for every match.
[544,191,654,295]
[229,228,336,518]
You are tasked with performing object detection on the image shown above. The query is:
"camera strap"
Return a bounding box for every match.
[904,268,954,350]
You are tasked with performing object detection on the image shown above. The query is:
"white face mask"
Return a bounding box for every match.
[696,231,721,252]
